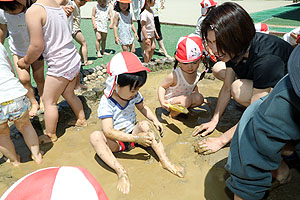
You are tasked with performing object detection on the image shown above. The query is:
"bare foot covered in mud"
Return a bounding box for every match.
[38,134,58,144]
[193,137,225,155]
[6,154,21,167]
[117,173,130,194]
[29,103,40,117]
[161,162,185,178]
[31,152,43,164]
[68,119,88,127]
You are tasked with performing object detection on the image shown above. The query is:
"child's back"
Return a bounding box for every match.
[0,43,27,102]
[33,2,81,80]
[0,9,29,56]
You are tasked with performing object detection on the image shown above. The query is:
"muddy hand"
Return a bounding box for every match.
[133,135,153,147]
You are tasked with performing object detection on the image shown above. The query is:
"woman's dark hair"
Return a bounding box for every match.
[117,71,147,90]
[0,1,24,12]
[201,2,255,62]
[114,1,130,12]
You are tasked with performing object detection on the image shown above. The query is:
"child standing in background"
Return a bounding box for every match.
[0,2,45,117]
[70,0,93,65]
[90,52,184,194]
[158,34,205,118]
[152,0,170,58]
[18,0,87,143]
[0,43,42,167]
[113,0,138,52]
[140,0,157,63]
[91,0,113,58]
[195,0,217,37]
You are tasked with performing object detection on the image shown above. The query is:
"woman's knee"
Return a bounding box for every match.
[212,62,226,81]
[230,80,242,100]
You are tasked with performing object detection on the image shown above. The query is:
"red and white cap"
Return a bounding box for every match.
[104,52,150,98]
[200,0,217,16]
[1,166,108,200]
[255,23,269,34]
[175,33,204,63]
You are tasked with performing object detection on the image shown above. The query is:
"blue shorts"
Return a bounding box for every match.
[0,96,29,124]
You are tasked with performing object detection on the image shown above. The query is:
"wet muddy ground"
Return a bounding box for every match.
[0,69,299,200]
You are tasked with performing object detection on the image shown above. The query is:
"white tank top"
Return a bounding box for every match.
[33,3,81,80]
[164,67,201,100]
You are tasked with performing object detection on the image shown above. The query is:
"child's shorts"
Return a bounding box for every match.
[116,141,135,152]
[0,96,29,124]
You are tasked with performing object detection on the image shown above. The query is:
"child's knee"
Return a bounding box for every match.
[138,120,151,131]
[90,131,105,145]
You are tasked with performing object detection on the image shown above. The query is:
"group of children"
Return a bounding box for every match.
[72,0,170,63]
[0,0,210,193]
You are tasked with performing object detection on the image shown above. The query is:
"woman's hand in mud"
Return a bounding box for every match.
[133,134,153,147]
[17,58,30,69]
[192,120,218,137]
[153,120,163,137]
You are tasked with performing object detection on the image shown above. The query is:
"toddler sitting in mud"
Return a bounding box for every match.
[0,43,42,167]
[90,52,184,194]
[158,34,206,118]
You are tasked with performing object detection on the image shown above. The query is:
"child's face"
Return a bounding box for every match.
[148,0,155,7]
[180,59,201,74]
[76,0,88,7]
[98,0,107,8]
[116,85,141,100]
[5,4,25,15]
[119,2,129,11]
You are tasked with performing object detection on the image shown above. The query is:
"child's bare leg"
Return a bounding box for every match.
[143,39,151,63]
[31,59,45,111]
[74,31,93,65]
[90,131,130,194]
[129,43,135,53]
[95,31,102,58]
[133,121,184,178]
[41,75,69,143]
[13,55,39,117]
[0,122,20,167]
[121,45,129,52]
[100,32,108,55]
[62,76,87,127]
[148,37,156,61]
[14,109,42,164]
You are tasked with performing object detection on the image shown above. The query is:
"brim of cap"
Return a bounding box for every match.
[118,0,131,3]
[288,46,300,98]
[174,54,201,63]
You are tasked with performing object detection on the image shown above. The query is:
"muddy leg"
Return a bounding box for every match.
[90,131,130,194]
[0,122,20,167]
[133,121,184,178]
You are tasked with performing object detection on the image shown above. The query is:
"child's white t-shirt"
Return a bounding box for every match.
[283,27,300,46]
[0,9,29,57]
[0,44,27,103]
[140,9,155,40]
[97,92,144,133]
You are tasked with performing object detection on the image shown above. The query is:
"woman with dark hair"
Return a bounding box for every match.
[193,2,293,155]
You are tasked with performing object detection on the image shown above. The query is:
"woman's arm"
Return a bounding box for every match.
[193,67,235,137]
